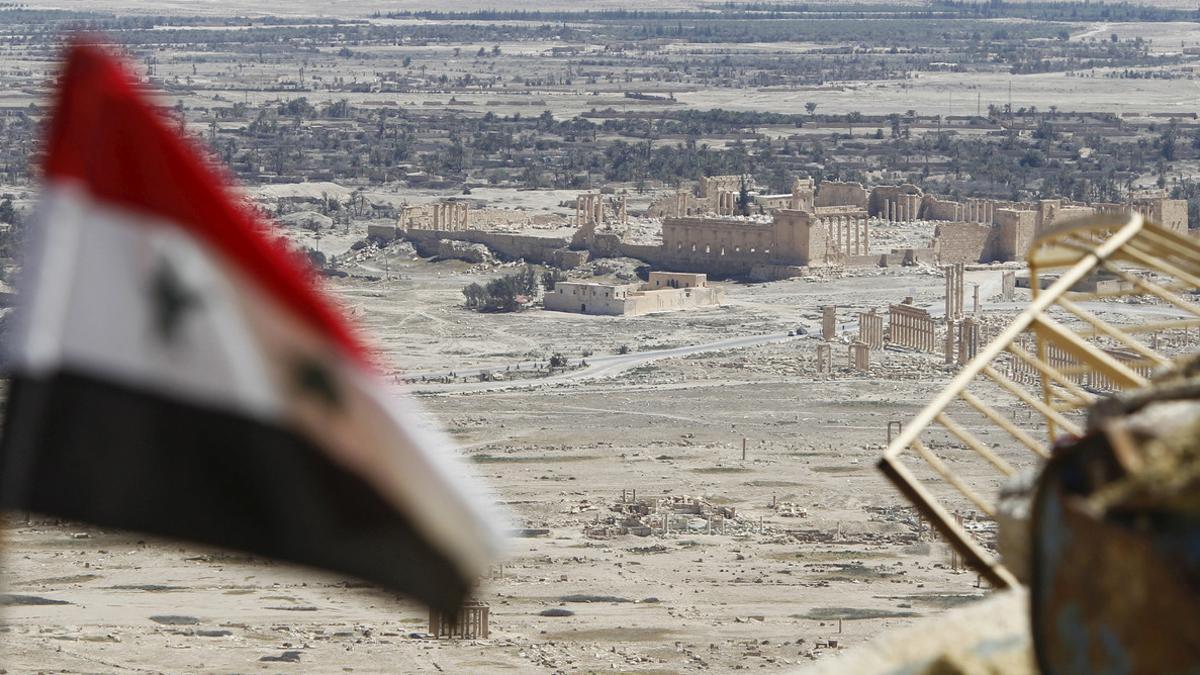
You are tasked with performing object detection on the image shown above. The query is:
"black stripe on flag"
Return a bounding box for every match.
[0,370,470,612]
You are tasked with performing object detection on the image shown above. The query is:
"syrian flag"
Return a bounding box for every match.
[0,42,504,611]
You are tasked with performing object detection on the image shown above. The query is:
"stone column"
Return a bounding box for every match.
[945,320,956,365]
[822,305,836,341]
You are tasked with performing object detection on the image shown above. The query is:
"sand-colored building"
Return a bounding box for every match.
[661,204,869,273]
[544,272,723,316]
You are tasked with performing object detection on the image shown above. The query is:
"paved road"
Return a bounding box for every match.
[404,330,805,394]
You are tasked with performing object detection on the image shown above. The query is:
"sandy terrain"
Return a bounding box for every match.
[1,214,1045,671]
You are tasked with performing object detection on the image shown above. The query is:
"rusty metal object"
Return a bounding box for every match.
[1031,397,1200,674]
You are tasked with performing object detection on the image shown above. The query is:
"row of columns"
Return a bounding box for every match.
[880,195,921,222]
[431,202,469,231]
[576,193,604,227]
[963,199,996,224]
[715,191,738,216]
[673,192,691,218]
[888,303,937,352]
[829,216,870,258]
[577,193,629,227]
[858,309,884,349]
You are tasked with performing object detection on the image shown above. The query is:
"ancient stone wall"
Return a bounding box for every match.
[402,228,570,266]
[932,221,992,264]
[699,175,745,198]
[990,209,1038,261]
[661,216,778,274]
[646,192,705,218]
[792,177,816,211]
[869,184,924,221]
[814,181,869,209]
[1134,196,1189,232]
[923,195,964,221]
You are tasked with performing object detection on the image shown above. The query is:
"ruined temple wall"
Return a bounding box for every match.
[1148,198,1189,232]
[923,196,963,221]
[815,181,869,209]
[771,210,807,264]
[932,222,992,263]
[646,192,705,218]
[1039,205,1096,235]
[699,175,744,198]
[619,242,669,263]
[403,228,570,265]
[990,209,1037,261]
[807,213,831,266]
[845,253,887,268]
[869,184,924,219]
[662,217,776,259]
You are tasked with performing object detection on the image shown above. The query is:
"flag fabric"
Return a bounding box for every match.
[0,42,504,611]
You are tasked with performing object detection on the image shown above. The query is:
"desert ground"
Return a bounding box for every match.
[1,208,1062,672]
[0,2,1197,672]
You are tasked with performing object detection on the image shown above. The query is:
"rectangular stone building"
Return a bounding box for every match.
[543,272,723,316]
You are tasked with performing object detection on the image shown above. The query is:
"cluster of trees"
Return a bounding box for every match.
[194,91,1200,211]
[462,266,542,312]
[0,194,22,267]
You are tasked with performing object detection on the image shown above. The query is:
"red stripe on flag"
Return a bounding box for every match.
[43,40,368,364]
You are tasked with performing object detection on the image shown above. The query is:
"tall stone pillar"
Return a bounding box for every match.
[945,320,956,365]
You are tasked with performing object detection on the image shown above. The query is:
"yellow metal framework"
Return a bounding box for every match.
[878,213,1200,588]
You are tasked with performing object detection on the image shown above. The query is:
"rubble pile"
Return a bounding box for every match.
[581,493,756,539]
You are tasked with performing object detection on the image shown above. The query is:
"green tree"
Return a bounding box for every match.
[0,196,15,225]
[737,176,751,217]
